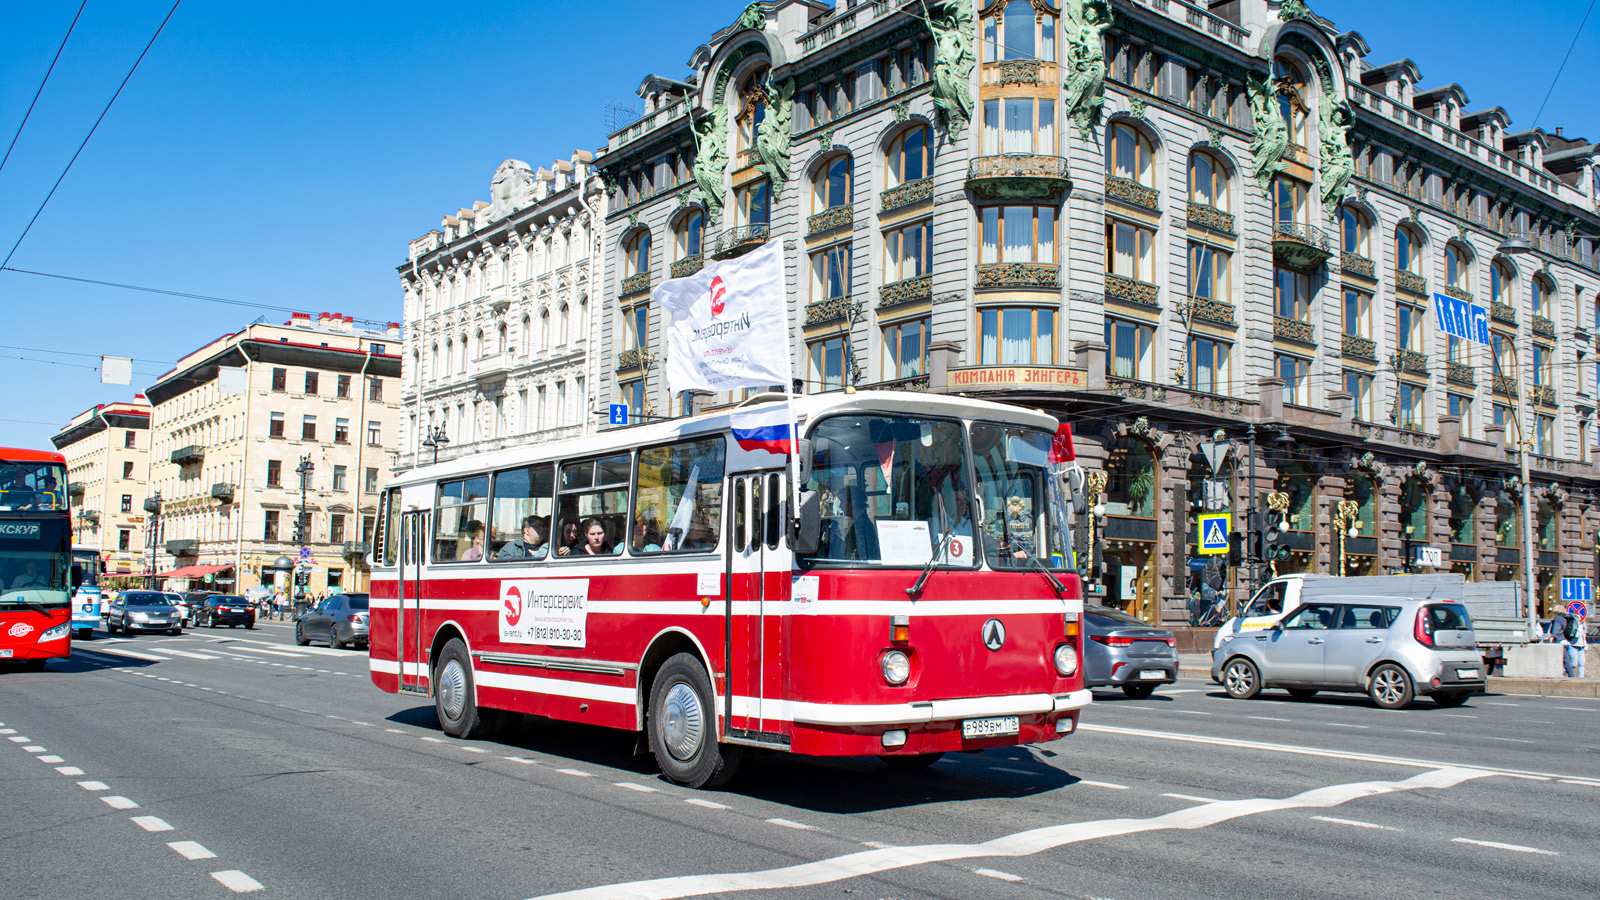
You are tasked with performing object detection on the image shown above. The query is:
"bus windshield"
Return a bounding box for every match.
[970,423,1073,570]
[0,516,72,608]
[0,461,67,512]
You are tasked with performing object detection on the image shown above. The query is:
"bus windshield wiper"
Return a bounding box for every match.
[907,493,953,599]
[0,595,54,615]
[1012,542,1066,598]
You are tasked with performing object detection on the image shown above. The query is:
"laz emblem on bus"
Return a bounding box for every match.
[498,579,590,648]
[982,618,1006,652]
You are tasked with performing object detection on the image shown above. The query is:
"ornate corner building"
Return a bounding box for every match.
[477,0,1598,627]
[396,152,609,468]
[51,398,152,586]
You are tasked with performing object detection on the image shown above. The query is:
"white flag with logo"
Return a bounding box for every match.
[657,239,790,394]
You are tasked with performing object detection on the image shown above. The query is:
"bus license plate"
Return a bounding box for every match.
[0,649,12,657]
[962,716,1019,739]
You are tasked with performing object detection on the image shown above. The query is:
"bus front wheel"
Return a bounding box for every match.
[433,638,499,739]
[648,653,741,789]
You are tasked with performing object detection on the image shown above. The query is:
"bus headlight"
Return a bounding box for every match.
[1053,643,1079,677]
[881,650,911,685]
[40,624,69,642]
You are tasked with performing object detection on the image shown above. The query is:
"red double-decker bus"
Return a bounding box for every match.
[1,448,74,669]
[370,392,1088,786]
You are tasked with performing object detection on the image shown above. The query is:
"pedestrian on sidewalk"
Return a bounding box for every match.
[1548,608,1587,678]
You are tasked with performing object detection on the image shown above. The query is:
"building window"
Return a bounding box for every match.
[365,467,379,493]
[368,377,383,401]
[1341,206,1371,256]
[1532,276,1552,319]
[1272,57,1311,147]
[124,430,136,448]
[811,243,852,300]
[1399,382,1426,430]
[986,205,1057,263]
[625,230,651,278]
[881,317,929,380]
[1104,219,1155,282]
[1396,302,1424,352]
[271,367,286,391]
[122,461,134,479]
[980,307,1056,365]
[269,412,284,439]
[333,465,347,492]
[1189,242,1230,300]
[1493,403,1512,428]
[887,125,932,186]
[264,510,279,541]
[675,210,703,259]
[1535,413,1555,455]
[1106,319,1155,381]
[734,178,771,228]
[1395,225,1423,275]
[1343,288,1371,338]
[1106,122,1153,185]
[983,97,1057,155]
[884,219,932,281]
[1345,370,1373,421]
[118,529,131,551]
[620,379,645,416]
[1189,337,1230,394]
[735,67,769,163]
[1273,175,1309,226]
[1445,244,1472,291]
[334,418,349,443]
[981,0,1056,63]
[1533,343,1553,386]
[267,460,282,488]
[304,371,319,395]
[301,416,316,441]
[624,303,648,351]
[1277,354,1308,405]
[120,494,132,513]
[337,374,351,398]
[1491,260,1513,306]
[1449,393,1473,435]
[1188,152,1228,210]
[808,336,845,393]
[330,514,346,544]
[1492,333,1516,380]
[814,154,851,212]
[1276,268,1311,320]
[367,420,381,447]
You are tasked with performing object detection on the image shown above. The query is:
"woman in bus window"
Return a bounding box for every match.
[460,521,486,561]
[631,516,664,554]
[560,518,610,556]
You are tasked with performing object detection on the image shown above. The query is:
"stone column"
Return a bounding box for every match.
[1438,414,1461,454]
[1484,421,1507,454]
[1328,390,1354,423]
[1258,376,1285,420]
[927,341,962,390]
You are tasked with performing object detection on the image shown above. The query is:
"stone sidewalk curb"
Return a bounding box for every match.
[1176,665,1600,698]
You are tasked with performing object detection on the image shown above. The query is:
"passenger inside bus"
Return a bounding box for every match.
[631,516,663,554]
[558,518,612,556]
[495,515,549,560]
[8,560,48,590]
[460,521,486,561]
[559,520,580,553]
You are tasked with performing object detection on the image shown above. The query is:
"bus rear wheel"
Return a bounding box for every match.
[648,653,741,789]
[433,638,499,739]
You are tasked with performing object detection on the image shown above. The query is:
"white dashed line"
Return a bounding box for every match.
[991,766,1039,776]
[131,816,174,832]
[556,768,593,778]
[55,766,84,776]
[1405,729,1446,736]
[459,746,487,754]
[420,737,446,743]
[1485,702,1519,707]
[684,798,730,810]
[101,796,139,810]
[1483,737,1533,744]
[1554,706,1595,712]
[1559,779,1600,787]
[210,870,266,892]
[504,756,538,765]
[385,728,405,734]
[1440,714,1478,719]
[1312,815,1400,831]
[972,868,1022,882]
[1327,723,1368,729]
[37,755,64,763]
[615,782,661,793]
[23,745,46,752]
[1452,837,1557,855]
[765,818,817,830]
[0,728,14,733]
[1076,780,1130,790]
[168,840,217,860]
[78,781,109,791]
[7,736,29,742]
[1161,793,1218,803]
[1248,715,1291,722]
[1121,705,1157,711]
[1173,710,1211,716]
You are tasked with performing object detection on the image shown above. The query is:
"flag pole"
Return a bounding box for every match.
[780,241,803,532]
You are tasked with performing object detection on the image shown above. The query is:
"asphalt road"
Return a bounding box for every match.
[3,621,1598,900]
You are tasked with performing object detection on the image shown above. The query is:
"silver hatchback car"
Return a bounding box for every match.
[1211,596,1485,709]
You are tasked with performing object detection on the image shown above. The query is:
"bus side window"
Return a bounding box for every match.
[434,475,488,563]
[733,479,747,554]
[634,436,724,554]
[766,473,782,549]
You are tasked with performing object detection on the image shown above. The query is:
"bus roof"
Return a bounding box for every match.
[0,448,66,465]
[389,390,1060,488]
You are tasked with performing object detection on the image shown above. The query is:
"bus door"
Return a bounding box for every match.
[727,470,789,740]
[397,510,428,694]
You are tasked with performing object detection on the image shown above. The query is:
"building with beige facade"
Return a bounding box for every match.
[51,397,152,585]
[144,313,403,594]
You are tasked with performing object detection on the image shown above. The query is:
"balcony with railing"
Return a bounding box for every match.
[805,294,856,325]
[1186,201,1234,234]
[165,539,199,556]
[1340,252,1375,279]
[878,274,932,311]
[1340,333,1376,360]
[210,483,235,503]
[342,541,372,561]
[67,482,85,498]
[615,347,655,372]
[619,272,652,298]
[1271,222,1332,268]
[1394,269,1428,295]
[966,155,1071,202]
[1492,372,1518,395]
[1391,349,1430,376]
[1273,315,1315,344]
[881,177,933,213]
[1490,301,1517,325]
[1533,315,1556,338]
[1531,384,1557,406]
[975,263,1061,291]
[711,225,770,260]
[170,445,204,466]
[670,255,703,278]
[807,204,853,236]
[1446,361,1476,387]
[1176,296,1234,327]
[1442,284,1473,303]
[1105,175,1161,212]
[470,353,512,383]
[1105,273,1160,308]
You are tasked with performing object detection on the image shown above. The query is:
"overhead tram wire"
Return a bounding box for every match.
[0,0,88,175]
[1,0,183,271]
[1531,0,1597,128]
[0,343,172,366]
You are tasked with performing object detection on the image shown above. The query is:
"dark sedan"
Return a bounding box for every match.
[296,593,369,649]
[197,595,256,629]
[1084,604,1178,698]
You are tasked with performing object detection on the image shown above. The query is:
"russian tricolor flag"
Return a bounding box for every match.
[731,406,793,455]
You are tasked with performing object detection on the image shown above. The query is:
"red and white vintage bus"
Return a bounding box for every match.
[370,392,1088,786]
[1,448,74,668]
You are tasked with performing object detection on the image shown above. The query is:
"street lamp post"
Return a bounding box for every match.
[421,425,449,465]
[294,455,314,610]
[143,492,163,589]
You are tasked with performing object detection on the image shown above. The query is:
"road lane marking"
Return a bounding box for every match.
[991,767,1039,777]
[1483,737,1532,744]
[131,816,174,832]
[504,757,538,765]
[8,736,30,742]
[0,728,13,733]
[152,648,220,660]
[1311,816,1400,831]
[1161,793,1218,803]
[1248,716,1290,722]
[556,768,593,777]
[1554,707,1594,712]
[1452,838,1557,855]
[1485,702,1519,707]
[37,755,63,763]
[1439,714,1477,719]
[525,767,1494,900]
[1161,689,1201,694]
[225,647,306,658]
[168,841,217,860]
[1075,780,1129,790]
[1405,729,1446,736]
[23,745,46,752]
[459,746,487,753]
[684,799,729,810]
[101,796,139,810]
[765,818,817,831]
[616,782,660,793]
[1121,706,1157,710]
[210,870,266,892]
[55,766,84,775]
[1327,723,1368,729]
[78,781,109,791]
[420,737,446,743]
[1173,710,1211,716]
[972,868,1022,882]
[1559,779,1600,787]
[84,647,172,661]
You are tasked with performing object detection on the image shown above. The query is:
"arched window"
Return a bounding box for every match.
[625,231,651,278]
[459,334,468,372]
[1449,482,1478,546]
[1105,438,1156,518]
[520,315,531,357]
[1494,490,1520,549]
[430,342,439,377]
[578,294,589,341]
[1341,206,1370,256]
[1400,476,1430,543]
[1532,275,1552,319]
[1537,500,1558,551]
[1395,225,1422,275]
[558,303,570,346]
[1188,151,1228,211]
[539,311,550,351]
[475,329,485,360]
[887,125,933,187]
[735,66,770,162]
[1491,259,1514,305]
[497,323,507,355]
[735,178,771,228]
[675,211,703,259]
[1445,244,1472,291]
[814,154,852,212]
[981,0,1057,63]
[1107,123,1154,186]
[1272,56,1311,148]
[444,339,453,375]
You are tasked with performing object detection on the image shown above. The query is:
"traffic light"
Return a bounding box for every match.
[1228,532,1243,567]
[1262,515,1291,562]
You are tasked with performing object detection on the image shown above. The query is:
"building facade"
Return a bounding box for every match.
[51,398,152,585]
[396,151,608,469]
[589,0,1600,626]
[144,314,403,594]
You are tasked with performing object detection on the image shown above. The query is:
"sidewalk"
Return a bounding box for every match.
[1177,652,1600,698]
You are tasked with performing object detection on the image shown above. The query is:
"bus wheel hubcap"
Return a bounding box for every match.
[662,682,703,761]
[439,660,467,720]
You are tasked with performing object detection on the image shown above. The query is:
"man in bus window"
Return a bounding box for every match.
[10,559,48,590]
[496,516,549,560]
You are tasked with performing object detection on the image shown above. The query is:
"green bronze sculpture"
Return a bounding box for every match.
[1062,0,1113,138]
[928,0,975,140]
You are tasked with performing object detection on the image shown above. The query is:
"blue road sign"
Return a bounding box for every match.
[608,403,629,425]
[1561,577,1592,604]
[1188,558,1208,571]
[1197,513,1230,555]
[298,546,312,558]
[1434,292,1490,345]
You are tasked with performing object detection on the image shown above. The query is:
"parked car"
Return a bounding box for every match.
[1212,597,1485,709]
[105,591,183,635]
[296,593,369,649]
[196,594,256,629]
[181,591,217,627]
[1083,604,1178,698]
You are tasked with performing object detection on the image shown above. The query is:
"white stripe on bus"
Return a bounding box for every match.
[367,597,1082,617]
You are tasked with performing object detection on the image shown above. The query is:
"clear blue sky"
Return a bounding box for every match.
[1,0,1595,451]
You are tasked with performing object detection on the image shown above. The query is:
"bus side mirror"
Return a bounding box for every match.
[71,564,84,588]
[795,438,813,485]
[793,490,821,555]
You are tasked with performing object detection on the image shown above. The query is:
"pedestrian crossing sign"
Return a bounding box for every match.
[1197,513,1230,555]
